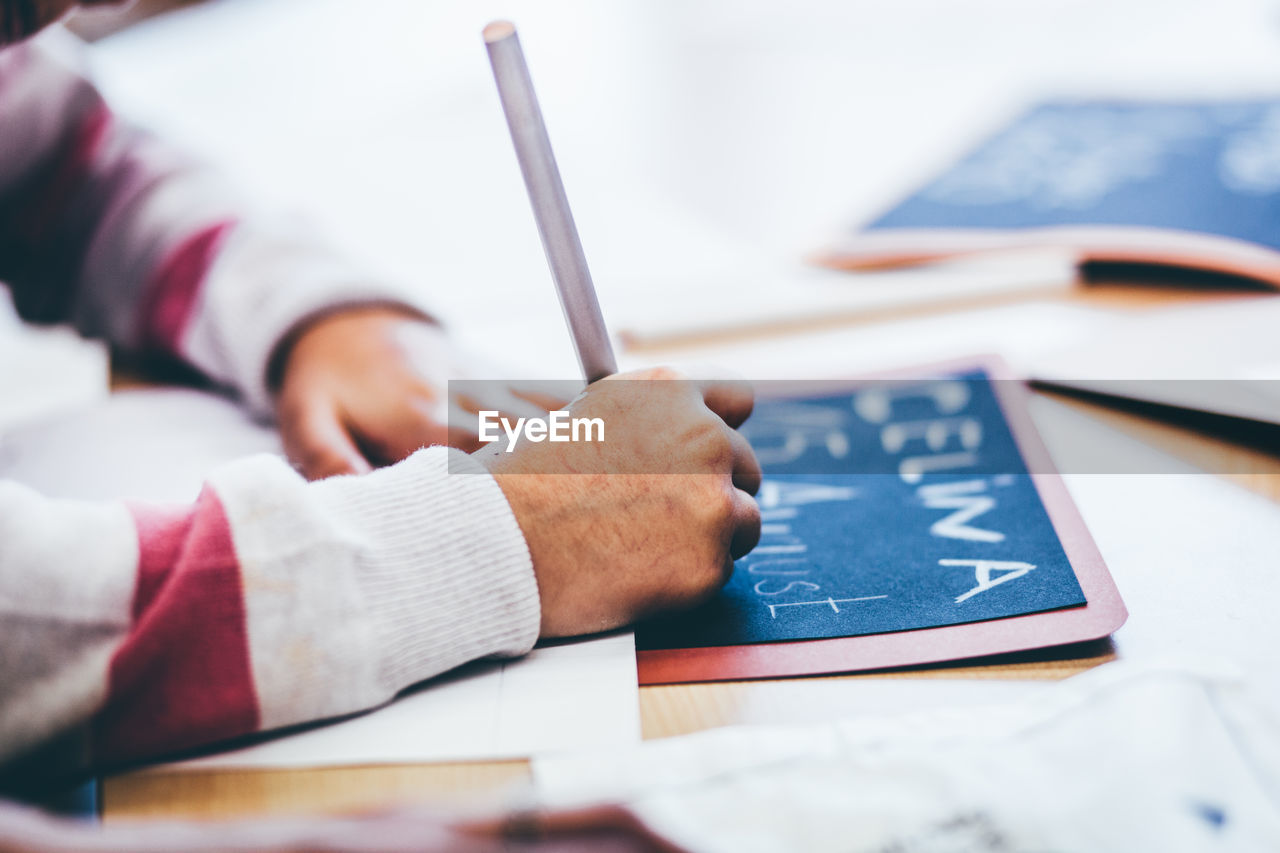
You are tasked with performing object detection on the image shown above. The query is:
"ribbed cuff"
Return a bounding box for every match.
[310,448,542,695]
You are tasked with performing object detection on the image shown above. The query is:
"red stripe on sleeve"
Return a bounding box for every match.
[137,220,235,358]
[94,489,260,765]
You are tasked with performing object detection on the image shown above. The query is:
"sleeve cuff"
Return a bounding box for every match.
[209,447,541,728]
[308,447,542,695]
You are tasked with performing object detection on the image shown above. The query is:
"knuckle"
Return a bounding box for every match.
[643,366,685,382]
[695,479,737,525]
[688,419,735,466]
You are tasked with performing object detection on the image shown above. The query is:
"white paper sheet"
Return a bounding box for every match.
[1036,399,1280,704]
[1030,294,1280,424]
[620,301,1120,380]
[0,389,641,767]
[610,251,1079,347]
[534,661,1280,853]
[163,632,639,770]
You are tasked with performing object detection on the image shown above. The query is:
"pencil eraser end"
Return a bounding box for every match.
[483,20,516,43]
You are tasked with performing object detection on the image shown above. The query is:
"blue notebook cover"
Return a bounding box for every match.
[821,100,1280,285]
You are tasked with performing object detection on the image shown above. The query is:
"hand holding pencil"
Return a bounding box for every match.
[479,21,761,637]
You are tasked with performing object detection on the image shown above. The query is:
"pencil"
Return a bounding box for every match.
[483,20,618,384]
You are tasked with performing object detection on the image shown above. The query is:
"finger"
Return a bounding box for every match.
[281,402,372,480]
[358,397,450,462]
[725,427,762,495]
[729,489,762,560]
[446,399,484,452]
[697,378,755,428]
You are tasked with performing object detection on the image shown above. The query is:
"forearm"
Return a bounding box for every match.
[0,449,540,774]
[0,30,232,343]
[0,30,424,414]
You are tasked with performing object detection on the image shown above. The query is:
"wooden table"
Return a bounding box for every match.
[100,283,1280,821]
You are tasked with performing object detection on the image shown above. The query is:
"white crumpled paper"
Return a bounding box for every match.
[535,661,1280,852]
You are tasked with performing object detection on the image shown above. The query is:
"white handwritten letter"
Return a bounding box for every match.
[853,380,970,424]
[919,480,1004,543]
[941,559,1035,603]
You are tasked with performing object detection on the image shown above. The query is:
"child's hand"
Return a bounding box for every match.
[273,307,552,479]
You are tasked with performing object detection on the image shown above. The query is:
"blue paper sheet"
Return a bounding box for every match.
[635,371,1087,651]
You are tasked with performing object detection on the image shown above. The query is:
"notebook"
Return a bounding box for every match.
[817,99,1280,288]
[635,358,1126,685]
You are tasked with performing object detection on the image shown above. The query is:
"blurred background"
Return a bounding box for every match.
[45,0,1280,382]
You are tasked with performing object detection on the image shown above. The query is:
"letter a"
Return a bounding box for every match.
[940,558,1035,603]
